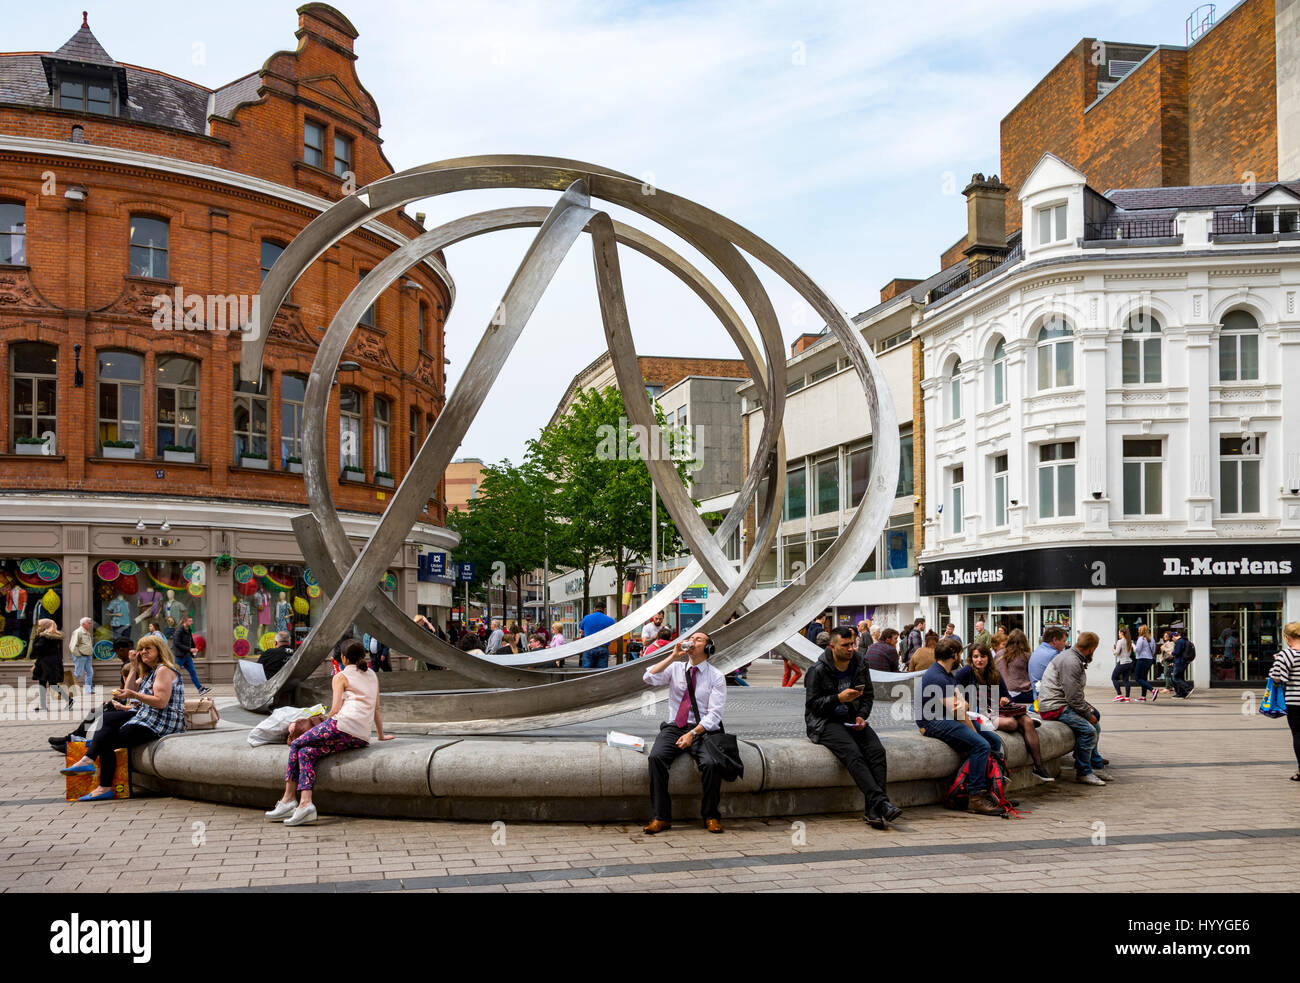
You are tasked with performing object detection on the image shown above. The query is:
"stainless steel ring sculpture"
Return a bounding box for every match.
[235,156,899,733]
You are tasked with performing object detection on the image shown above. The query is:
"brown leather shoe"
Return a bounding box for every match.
[967,792,1005,816]
[705,818,724,834]
[642,819,672,835]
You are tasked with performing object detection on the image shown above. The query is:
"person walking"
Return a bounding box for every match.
[1132,625,1158,702]
[641,631,728,834]
[1170,627,1195,698]
[1268,622,1300,783]
[59,635,185,801]
[1158,630,1175,691]
[31,618,72,712]
[805,626,901,829]
[171,614,211,696]
[69,617,95,702]
[265,639,394,826]
[1111,627,1135,702]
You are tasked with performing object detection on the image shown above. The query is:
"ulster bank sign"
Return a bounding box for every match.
[920,543,1300,596]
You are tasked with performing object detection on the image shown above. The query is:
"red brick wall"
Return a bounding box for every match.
[637,356,750,387]
[0,8,449,523]
[1001,39,1095,236]
[1081,49,1182,193]
[938,236,969,272]
[1187,0,1278,186]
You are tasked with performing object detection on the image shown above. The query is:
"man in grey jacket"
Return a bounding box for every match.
[1038,630,1110,785]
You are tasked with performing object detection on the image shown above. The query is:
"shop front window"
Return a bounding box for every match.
[231,563,323,658]
[0,558,63,659]
[1031,592,1072,642]
[92,559,207,652]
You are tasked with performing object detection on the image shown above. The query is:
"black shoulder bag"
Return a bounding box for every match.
[686,667,744,781]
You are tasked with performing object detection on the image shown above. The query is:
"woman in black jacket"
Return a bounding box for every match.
[31,618,73,711]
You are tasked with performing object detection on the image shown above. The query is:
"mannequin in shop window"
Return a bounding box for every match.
[255,587,273,629]
[275,592,292,633]
[105,594,130,640]
[164,589,186,625]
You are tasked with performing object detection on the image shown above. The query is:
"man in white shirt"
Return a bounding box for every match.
[485,620,504,655]
[640,612,665,648]
[641,630,728,834]
[69,617,95,699]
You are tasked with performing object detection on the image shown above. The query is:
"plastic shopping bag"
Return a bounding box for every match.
[247,704,328,746]
[1259,678,1288,719]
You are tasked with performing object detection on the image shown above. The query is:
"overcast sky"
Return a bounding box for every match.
[11,1,1212,463]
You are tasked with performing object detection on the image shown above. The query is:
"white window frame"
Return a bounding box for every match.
[155,355,199,454]
[1218,310,1260,382]
[948,358,962,422]
[1035,201,1068,245]
[233,368,268,461]
[991,453,1009,528]
[1218,434,1261,516]
[950,465,965,535]
[96,351,142,452]
[339,386,363,470]
[1037,441,1077,520]
[1122,311,1162,384]
[1035,315,1075,392]
[991,339,1007,406]
[1122,437,1163,516]
[373,396,391,474]
[10,342,57,448]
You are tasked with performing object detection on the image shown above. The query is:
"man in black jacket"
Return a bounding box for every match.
[805,626,901,829]
[171,615,210,695]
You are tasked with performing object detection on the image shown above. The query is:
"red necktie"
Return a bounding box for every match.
[674,666,697,727]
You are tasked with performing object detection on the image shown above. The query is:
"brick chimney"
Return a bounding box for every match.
[880,278,923,303]
[790,333,823,357]
[962,173,1011,266]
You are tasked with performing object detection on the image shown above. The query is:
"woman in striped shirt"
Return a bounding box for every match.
[1269,622,1300,782]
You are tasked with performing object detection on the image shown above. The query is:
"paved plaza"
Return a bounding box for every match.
[1,663,1296,894]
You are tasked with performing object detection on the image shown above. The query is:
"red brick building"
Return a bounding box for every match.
[999,0,1297,237]
[0,5,453,680]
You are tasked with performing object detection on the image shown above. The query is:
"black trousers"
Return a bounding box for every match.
[648,723,722,822]
[813,722,888,814]
[1287,707,1300,771]
[83,709,154,777]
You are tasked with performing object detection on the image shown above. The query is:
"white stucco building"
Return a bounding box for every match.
[917,153,1300,688]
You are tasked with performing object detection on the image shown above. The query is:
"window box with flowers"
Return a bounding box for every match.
[163,443,196,464]
[286,456,304,474]
[341,465,365,483]
[15,436,51,456]
[102,439,139,460]
[240,452,269,470]
[375,470,395,489]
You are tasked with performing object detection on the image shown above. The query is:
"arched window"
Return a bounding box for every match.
[11,342,57,449]
[947,358,962,421]
[1123,311,1162,384]
[990,338,1007,406]
[129,215,169,279]
[0,201,26,265]
[1035,314,1074,391]
[97,350,143,453]
[156,355,199,454]
[1218,310,1259,382]
[233,366,268,463]
[373,396,391,475]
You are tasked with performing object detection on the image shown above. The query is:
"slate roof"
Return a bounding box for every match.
[1105,182,1300,212]
[0,20,264,135]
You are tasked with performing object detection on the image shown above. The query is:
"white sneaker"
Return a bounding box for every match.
[284,803,318,826]
[1093,770,1114,782]
[1077,772,1106,786]
[265,799,296,821]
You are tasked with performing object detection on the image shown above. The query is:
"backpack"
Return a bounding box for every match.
[942,752,1022,817]
[900,629,921,665]
[1183,639,1196,661]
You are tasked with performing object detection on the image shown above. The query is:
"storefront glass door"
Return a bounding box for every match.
[1210,591,1282,686]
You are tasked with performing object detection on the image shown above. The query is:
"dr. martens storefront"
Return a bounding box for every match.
[919,543,1300,688]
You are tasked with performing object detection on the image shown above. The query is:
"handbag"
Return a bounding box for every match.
[685,665,744,781]
[1260,678,1288,718]
[999,702,1028,719]
[184,696,220,731]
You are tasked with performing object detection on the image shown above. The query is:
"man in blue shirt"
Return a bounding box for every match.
[579,599,616,669]
[915,637,1005,816]
[1028,626,1069,687]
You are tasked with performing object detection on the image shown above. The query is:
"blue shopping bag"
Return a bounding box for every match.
[1259,678,1287,718]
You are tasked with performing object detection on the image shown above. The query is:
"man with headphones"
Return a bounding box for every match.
[641,630,728,834]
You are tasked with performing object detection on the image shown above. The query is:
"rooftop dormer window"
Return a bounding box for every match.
[59,75,113,114]
[1035,201,1068,245]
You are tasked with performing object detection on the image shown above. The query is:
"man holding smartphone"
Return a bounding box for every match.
[641,631,728,834]
[805,626,902,829]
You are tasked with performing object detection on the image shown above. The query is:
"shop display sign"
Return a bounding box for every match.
[921,542,1300,595]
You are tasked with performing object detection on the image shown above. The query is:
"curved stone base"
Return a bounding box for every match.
[130,722,1077,822]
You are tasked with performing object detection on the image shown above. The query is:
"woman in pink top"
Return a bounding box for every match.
[265,639,393,826]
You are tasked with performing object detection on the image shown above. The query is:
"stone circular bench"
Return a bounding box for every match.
[130,721,1077,822]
